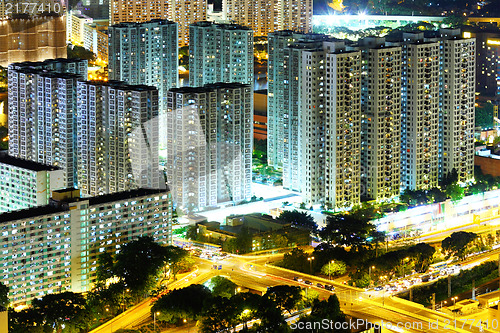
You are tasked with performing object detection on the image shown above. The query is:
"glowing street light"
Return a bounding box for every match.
[307,256,315,274]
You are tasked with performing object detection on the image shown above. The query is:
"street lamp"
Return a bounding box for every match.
[307,256,315,274]
[369,266,375,286]
[328,260,334,280]
[440,300,447,310]
[452,296,458,319]
[403,257,409,278]
[154,311,160,332]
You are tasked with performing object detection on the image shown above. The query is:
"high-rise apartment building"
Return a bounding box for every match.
[189,21,253,87]
[110,0,206,46]
[0,153,64,213]
[439,33,476,184]
[0,188,172,304]
[398,33,440,191]
[267,30,302,169]
[77,81,161,196]
[0,14,67,67]
[108,20,178,149]
[166,83,253,212]
[169,0,206,46]
[110,0,169,25]
[8,68,80,189]
[269,33,361,208]
[323,46,362,209]
[67,10,93,46]
[223,0,312,36]
[9,58,88,78]
[360,38,402,202]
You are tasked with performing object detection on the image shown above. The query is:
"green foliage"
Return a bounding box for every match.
[199,296,242,333]
[9,292,91,332]
[186,225,198,240]
[165,245,190,280]
[402,261,499,306]
[279,210,318,234]
[320,260,347,277]
[179,46,189,68]
[408,243,436,273]
[442,231,477,261]
[279,248,309,273]
[264,285,302,314]
[319,213,379,250]
[297,295,347,332]
[114,237,168,296]
[223,227,252,254]
[475,103,494,128]
[151,284,212,323]
[0,126,8,150]
[206,276,237,298]
[0,281,8,311]
[67,45,96,62]
[445,184,465,202]
[96,251,115,283]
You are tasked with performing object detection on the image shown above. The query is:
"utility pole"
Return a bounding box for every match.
[431,293,436,310]
[472,280,476,301]
[448,275,451,298]
[409,286,413,302]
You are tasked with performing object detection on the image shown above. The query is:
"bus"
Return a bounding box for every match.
[429,260,452,272]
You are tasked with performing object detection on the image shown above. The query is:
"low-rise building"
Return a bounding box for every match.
[0,188,172,305]
[0,152,64,213]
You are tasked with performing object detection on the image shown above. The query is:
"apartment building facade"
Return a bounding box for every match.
[189,21,253,87]
[166,83,253,212]
[0,188,172,304]
[77,81,161,196]
[0,153,64,213]
[223,0,312,36]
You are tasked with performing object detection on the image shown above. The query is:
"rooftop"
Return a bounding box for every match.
[0,188,170,223]
[0,152,60,172]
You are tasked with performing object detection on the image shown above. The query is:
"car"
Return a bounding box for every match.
[325,285,335,291]
[304,280,312,285]
[316,283,324,288]
[374,286,384,291]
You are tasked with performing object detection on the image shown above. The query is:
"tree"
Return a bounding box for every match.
[31,292,90,332]
[319,214,377,250]
[295,295,348,332]
[280,248,309,272]
[0,282,7,311]
[272,234,288,248]
[67,45,96,62]
[96,251,115,283]
[442,232,477,261]
[0,126,8,150]
[200,296,241,333]
[165,245,190,280]
[114,236,168,296]
[207,276,237,298]
[186,225,198,240]
[279,210,318,234]
[320,260,347,277]
[264,285,302,314]
[152,284,212,323]
[440,169,458,189]
[446,184,465,202]
[408,243,435,273]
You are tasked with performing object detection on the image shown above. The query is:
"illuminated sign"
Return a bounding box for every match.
[487,39,500,46]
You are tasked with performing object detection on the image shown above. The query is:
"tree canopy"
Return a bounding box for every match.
[279,210,318,234]
[113,236,169,295]
[0,281,8,311]
[151,284,212,323]
[442,231,477,261]
[206,276,237,298]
